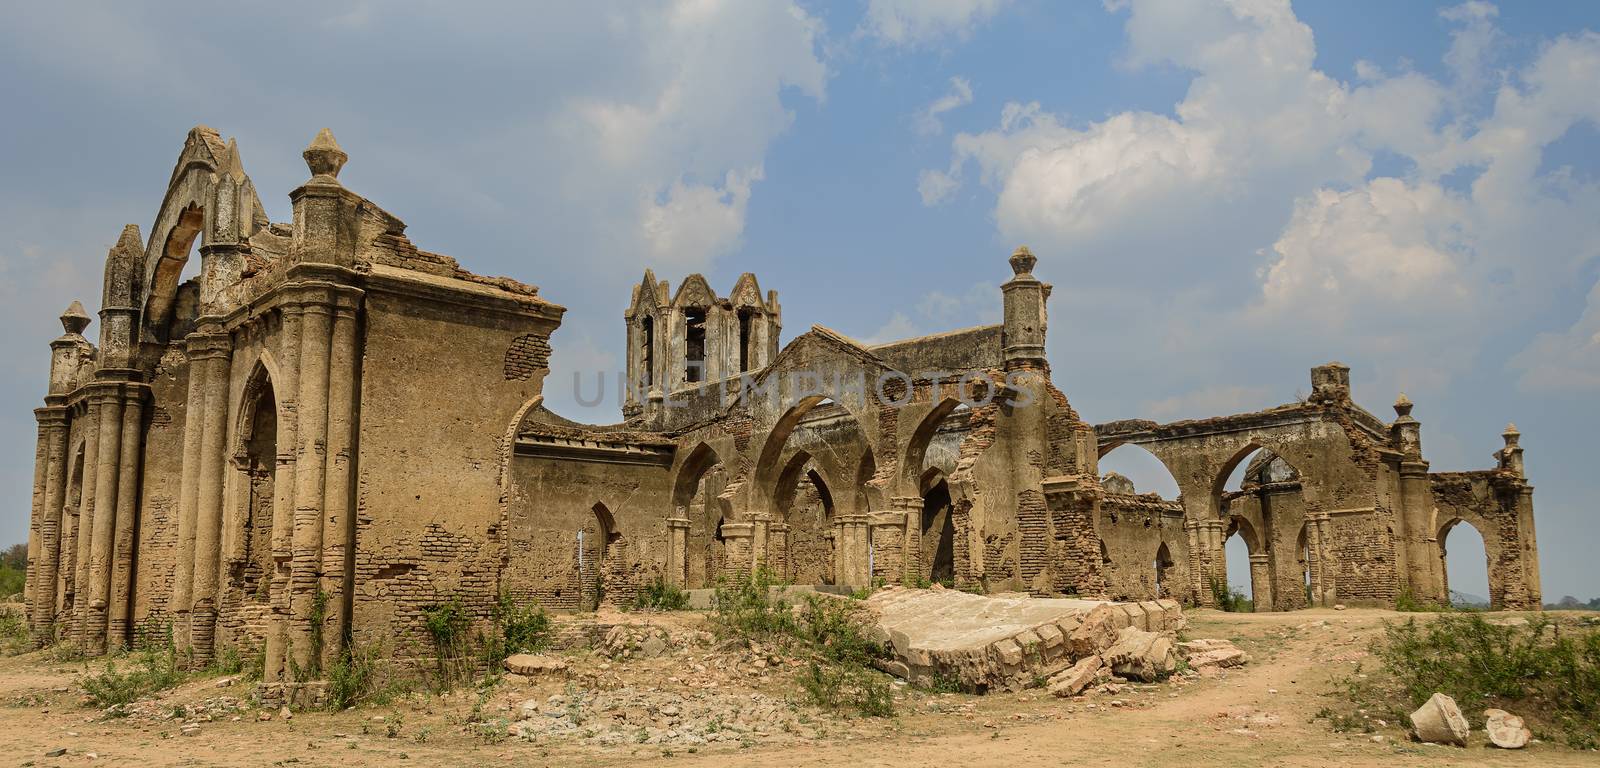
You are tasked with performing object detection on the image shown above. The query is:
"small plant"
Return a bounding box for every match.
[1209,578,1252,613]
[712,567,796,638]
[483,594,550,668]
[421,599,474,691]
[632,576,690,611]
[79,644,184,708]
[385,713,404,739]
[0,607,28,656]
[328,640,388,710]
[1394,587,1447,613]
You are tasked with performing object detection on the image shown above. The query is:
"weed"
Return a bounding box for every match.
[1209,578,1252,613]
[79,644,184,708]
[483,594,550,669]
[632,576,690,612]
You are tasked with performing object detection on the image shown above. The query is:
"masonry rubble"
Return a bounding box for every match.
[19,126,1542,700]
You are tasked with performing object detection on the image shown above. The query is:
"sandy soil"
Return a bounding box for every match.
[1,607,1590,767]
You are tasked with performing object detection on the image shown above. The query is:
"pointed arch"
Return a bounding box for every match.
[1154,542,1174,599]
[901,398,965,489]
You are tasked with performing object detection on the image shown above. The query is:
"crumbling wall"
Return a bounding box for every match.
[130,343,190,645]
[1429,471,1539,610]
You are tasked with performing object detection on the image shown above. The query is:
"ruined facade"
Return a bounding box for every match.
[23,128,1541,687]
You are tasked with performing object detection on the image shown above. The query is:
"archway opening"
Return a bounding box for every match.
[673,443,728,589]
[231,369,278,606]
[580,503,616,611]
[1218,446,1306,611]
[1440,519,1490,609]
[1097,443,1180,499]
[920,469,954,585]
[774,451,836,584]
[1154,542,1174,599]
[146,204,206,345]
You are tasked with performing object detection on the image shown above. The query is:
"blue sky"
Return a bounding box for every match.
[1,1,1596,600]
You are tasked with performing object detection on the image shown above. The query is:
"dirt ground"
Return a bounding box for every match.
[1,607,1591,767]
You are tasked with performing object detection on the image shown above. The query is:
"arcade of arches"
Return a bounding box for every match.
[23,127,1544,702]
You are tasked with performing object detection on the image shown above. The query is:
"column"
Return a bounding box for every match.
[319,297,358,672]
[1249,553,1273,612]
[890,497,921,582]
[172,343,208,652]
[665,514,690,587]
[289,297,332,674]
[749,514,770,572]
[264,305,302,684]
[72,400,101,646]
[107,390,145,648]
[190,334,232,664]
[84,389,124,655]
[25,419,47,624]
[29,410,68,645]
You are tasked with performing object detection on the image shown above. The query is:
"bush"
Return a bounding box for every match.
[0,606,28,655]
[328,641,389,710]
[80,645,184,708]
[632,577,690,612]
[712,571,895,718]
[1329,614,1600,749]
[1210,578,1252,613]
[484,594,551,667]
[421,599,474,691]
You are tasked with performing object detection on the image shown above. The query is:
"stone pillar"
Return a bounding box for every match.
[767,522,790,580]
[107,390,145,648]
[29,409,69,645]
[836,514,870,587]
[890,496,921,582]
[319,297,359,672]
[289,296,332,675]
[666,513,690,588]
[72,399,101,646]
[750,514,770,572]
[84,388,124,655]
[190,331,233,664]
[25,419,46,618]
[720,522,754,579]
[264,305,302,684]
[172,337,209,653]
[1249,553,1273,612]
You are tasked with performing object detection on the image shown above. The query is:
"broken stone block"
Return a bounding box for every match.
[1103,626,1176,682]
[1409,692,1469,746]
[1483,708,1530,749]
[1177,638,1250,671]
[1047,655,1101,698]
[504,654,571,676]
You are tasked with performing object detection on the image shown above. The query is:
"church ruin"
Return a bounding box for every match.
[23,127,1542,692]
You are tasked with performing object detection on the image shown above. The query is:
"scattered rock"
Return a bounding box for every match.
[1048,655,1102,698]
[278,706,293,721]
[1484,708,1531,749]
[180,723,200,737]
[1334,604,1347,611]
[1409,693,1468,746]
[46,748,67,757]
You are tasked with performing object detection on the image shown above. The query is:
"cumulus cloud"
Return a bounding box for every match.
[926,0,1600,397]
[915,76,974,136]
[861,0,1009,47]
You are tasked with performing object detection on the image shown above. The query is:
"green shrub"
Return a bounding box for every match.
[484,594,550,667]
[632,577,690,612]
[1210,578,1252,613]
[0,606,28,656]
[0,563,23,600]
[1330,614,1600,749]
[80,645,184,708]
[713,572,895,717]
[421,599,474,691]
[1394,587,1447,613]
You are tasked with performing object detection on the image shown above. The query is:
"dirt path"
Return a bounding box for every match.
[0,608,1589,767]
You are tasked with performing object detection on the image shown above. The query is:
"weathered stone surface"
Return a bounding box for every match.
[1103,627,1176,682]
[1483,708,1530,749]
[1409,692,1469,746]
[503,654,570,676]
[1047,655,1102,697]
[1177,638,1250,672]
[863,587,1178,692]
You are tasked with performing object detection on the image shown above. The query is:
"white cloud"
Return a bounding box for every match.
[915,76,974,136]
[641,167,763,268]
[927,0,1600,395]
[861,0,1009,47]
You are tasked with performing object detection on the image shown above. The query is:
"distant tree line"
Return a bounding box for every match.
[1545,595,1600,611]
[0,542,23,599]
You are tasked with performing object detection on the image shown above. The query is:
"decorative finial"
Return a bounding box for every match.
[1009,245,1036,276]
[1393,392,1413,418]
[60,301,91,335]
[223,138,247,181]
[303,128,347,179]
[1503,422,1520,443]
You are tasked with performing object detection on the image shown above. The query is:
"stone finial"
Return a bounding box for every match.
[60,301,91,335]
[223,138,247,181]
[303,128,347,179]
[1393,392,1414,419]
[1009,245,1037,277]
[1502,422,1520,447]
